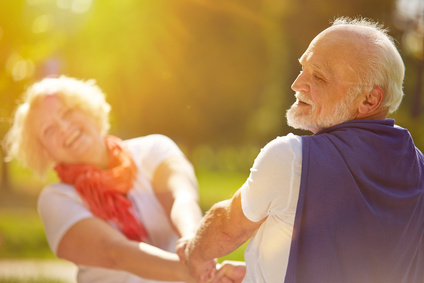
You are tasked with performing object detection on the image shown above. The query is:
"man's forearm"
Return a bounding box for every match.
[186,199,249,262]
[183,190,262,281]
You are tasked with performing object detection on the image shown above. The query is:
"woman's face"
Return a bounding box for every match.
[30,94,106,165]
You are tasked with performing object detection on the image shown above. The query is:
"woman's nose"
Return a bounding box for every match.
[55,118,70,132]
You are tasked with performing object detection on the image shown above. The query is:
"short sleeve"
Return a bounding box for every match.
[38,184,93,254]
[124,134,185,181]
[241,133,302,222]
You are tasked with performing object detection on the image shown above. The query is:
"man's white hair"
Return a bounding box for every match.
[332,17,405,113]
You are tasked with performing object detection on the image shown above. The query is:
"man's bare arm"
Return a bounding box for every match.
[183,189,265,281]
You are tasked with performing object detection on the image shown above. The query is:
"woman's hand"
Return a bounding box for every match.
[213,261,246,283]
[176,233,193,263]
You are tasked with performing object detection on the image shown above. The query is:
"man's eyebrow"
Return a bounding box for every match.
[311,63,328,74]
[298,57,332,76]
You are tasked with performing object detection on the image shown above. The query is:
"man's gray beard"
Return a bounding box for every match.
[286,95,356,133]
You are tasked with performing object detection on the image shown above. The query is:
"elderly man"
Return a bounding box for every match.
[179,17,424,283]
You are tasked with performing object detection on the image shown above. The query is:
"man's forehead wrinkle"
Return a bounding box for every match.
[299,51,332,76]
[298,52,311,67]
[311,63,331,75]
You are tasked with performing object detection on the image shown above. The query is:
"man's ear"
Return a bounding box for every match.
[357,86,384,116]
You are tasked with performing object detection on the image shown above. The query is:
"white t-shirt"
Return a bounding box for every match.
[38,134,186,283]
[241,133,302,283]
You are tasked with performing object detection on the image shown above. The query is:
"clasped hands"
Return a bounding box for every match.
[176,235,246,283]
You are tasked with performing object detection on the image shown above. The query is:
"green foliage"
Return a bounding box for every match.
[197,169,248,211]
[2,0,420,152]
[0,0,422,181]
[0,210,55,259]
[4,160,58,194]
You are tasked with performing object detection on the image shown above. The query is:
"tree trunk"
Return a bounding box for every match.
[412,59,423,118]
[0,150,10,192]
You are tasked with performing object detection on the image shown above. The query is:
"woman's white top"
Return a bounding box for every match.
[38,134,186,283]
[241,134,302,283]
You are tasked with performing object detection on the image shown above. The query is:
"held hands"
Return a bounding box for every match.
[176,235,246,283]
[176,235,216,282]
[213,261,246,283]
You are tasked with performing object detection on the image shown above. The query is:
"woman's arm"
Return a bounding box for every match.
[56,217,194,282]
[152,155,203,237]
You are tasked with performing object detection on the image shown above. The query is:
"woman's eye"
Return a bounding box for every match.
[63,108,74,118]
[44,126,55,136]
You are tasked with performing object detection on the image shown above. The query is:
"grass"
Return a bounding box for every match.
[0,277,68,283]
[0,210,55,259]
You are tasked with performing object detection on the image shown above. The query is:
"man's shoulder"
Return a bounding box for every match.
[259,134,303,163]
[269,133,302,148]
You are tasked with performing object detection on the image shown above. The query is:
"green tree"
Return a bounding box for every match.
[0,0,422,192]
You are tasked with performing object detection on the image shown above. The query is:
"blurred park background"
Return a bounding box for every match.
[0,0,423,282]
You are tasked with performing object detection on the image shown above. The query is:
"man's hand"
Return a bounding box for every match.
[176,235,217,282]
[176,190,259,282]
[213,261,246,283]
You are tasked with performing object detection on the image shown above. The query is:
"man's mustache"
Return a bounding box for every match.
[294,92,314,106]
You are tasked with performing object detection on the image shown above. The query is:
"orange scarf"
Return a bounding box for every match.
[54,135,148,242]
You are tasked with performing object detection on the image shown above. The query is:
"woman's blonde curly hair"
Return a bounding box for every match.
[3,76,111,177]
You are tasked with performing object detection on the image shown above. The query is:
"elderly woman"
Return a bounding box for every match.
[3,76,206,282]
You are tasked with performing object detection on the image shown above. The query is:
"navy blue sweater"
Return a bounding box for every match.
[285,119,424,283]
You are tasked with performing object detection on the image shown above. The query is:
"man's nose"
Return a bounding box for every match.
[291,72,308,93]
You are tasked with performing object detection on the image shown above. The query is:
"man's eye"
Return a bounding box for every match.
[314,74,325,82]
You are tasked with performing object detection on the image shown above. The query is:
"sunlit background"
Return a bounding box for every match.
[1,0,423,176]
[0,0,423,281]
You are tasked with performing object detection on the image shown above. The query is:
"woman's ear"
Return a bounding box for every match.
[357,86,384,116]
[41,146,53,162]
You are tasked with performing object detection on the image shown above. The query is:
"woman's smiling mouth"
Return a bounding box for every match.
[65,130,81,147]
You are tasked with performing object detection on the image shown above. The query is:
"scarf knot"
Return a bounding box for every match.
[54,135,148,242]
